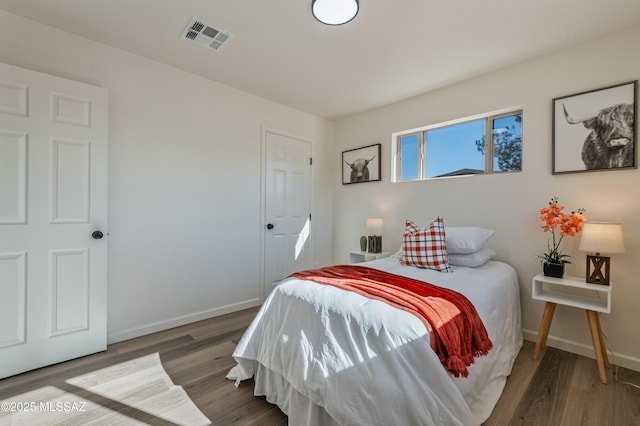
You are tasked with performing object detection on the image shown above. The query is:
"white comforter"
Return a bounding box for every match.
[227,258,523,425]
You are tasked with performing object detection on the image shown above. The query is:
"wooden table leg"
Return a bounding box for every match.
[586,310,608,384]
[594,312,611,368]
[533,302,556,360]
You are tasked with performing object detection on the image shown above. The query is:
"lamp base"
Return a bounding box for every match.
[585,254,610,285]
[368,235,382,253]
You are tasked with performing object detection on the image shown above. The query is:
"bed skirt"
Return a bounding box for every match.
[253,363,341,426]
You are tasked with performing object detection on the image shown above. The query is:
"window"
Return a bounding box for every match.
[393,110,522,181]
[399,133,421,180]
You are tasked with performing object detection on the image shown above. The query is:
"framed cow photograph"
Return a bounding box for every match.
[552,81,637,174]
[342,143,381,184]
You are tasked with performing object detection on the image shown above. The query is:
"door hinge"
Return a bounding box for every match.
[309,157,313,165]
[309,214,311,221]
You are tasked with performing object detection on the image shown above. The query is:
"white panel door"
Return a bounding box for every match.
[0,63,108,379]
[264,130,312,298]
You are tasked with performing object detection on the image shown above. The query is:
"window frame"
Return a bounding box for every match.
[392,108,523,182]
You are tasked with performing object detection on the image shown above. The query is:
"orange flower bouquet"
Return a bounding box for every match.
[539,197,586,269]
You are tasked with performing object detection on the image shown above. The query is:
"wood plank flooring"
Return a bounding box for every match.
[1,307,638,425]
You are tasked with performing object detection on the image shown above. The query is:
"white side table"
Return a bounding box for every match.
[531,273,612,383]
[348,251,390,264]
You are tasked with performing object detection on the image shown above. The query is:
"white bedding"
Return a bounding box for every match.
[227,257,523,425]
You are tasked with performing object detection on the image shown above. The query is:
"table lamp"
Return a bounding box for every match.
[578,222,625,285]
[366,217,384,253]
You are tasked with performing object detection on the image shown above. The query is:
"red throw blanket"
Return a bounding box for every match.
[290,265,492,377]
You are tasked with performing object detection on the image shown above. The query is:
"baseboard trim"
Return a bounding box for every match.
[107,298,261,344]
[523,328,640,372]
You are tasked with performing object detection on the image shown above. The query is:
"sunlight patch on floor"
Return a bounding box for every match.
[0,353,210,426]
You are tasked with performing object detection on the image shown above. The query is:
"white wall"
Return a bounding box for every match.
[333,26,640,371]
[0,11,335,342]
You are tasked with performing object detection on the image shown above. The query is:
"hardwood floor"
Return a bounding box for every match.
[485,342,640,426]
[1,307,638,425]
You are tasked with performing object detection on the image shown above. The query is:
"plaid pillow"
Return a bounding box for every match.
[401,217,452,272]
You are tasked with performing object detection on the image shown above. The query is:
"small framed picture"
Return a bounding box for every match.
[552,81,637,174]
[342,144,381,185]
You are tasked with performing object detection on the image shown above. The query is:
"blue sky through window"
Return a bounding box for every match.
[400,134,420,180]
[426,120,485,177]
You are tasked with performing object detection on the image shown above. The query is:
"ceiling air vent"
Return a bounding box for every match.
[181,17,233,51]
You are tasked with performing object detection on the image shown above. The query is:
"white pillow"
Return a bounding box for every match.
[445,227,495,254]
[448,248,495,267]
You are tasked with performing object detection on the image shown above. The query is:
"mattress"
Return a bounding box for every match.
[227,257,523,425]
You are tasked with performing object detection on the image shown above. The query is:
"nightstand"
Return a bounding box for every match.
[531,273,612,384]
[348,251,390,264]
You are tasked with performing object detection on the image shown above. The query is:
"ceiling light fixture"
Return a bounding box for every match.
[312,0,359,26]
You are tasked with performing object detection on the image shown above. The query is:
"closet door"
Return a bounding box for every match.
[0,62,108,379]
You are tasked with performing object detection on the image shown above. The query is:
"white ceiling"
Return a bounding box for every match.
[2,0,640,119]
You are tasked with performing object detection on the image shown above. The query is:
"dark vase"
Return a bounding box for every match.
[360,235,368,252]
[543,262,564,278]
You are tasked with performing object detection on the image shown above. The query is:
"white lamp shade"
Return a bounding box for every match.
[578,222,625,254]
[312,0,359,25]
[366,217,384,235]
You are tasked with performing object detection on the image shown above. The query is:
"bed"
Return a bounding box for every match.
[227,254,522,426]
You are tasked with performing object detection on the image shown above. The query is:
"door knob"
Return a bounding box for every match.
[267,223,274,230]
[91,231,104,240]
